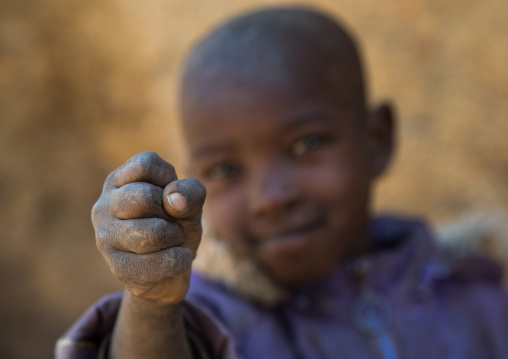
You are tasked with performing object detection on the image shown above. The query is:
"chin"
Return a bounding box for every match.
[264,260,335,287]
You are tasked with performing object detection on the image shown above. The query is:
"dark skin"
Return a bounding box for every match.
[91,12,394,359]
[182,70,394,285]
[92,152,205,358]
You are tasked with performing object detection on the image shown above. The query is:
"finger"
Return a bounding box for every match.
[105,246,193,284]
[162,178,206,219]
[162,178,206,255]
[105,152,178,190]
[95,217,185,254]
[110,182,170,220]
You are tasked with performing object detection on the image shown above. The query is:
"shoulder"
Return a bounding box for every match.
[375,214,508,303]
[433,212,508,290]
[425,212,508,329]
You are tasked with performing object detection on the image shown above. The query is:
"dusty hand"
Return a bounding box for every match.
[92,152,206,305]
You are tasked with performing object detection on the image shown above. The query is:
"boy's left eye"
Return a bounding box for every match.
[290,135,324,157]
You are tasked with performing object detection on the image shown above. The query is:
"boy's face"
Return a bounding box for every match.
[182,71,390,285]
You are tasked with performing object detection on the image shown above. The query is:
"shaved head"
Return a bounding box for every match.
[178,7,395,284]
[180,6,366,120]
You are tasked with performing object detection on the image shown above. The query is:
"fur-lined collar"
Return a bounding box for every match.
[193,214,508,306]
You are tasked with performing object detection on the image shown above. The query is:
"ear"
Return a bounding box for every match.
[366,102,396,178]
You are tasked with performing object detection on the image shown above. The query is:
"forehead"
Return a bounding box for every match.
[181,74,358,158]
[181,54,364,145]
[180,8,366,152]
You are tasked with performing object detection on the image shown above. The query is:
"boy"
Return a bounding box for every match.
[56,7,508,359]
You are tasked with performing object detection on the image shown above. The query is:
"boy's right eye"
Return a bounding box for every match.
[204,161,240,181]
[290,134,325,157]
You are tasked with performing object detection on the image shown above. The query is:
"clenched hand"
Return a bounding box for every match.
[92,151,206,305]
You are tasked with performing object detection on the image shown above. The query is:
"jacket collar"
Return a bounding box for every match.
[193,215,506,307]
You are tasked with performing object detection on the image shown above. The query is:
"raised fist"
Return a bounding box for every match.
[91,152,206,305]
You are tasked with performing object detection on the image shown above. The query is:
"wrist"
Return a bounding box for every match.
[110,289,191,359]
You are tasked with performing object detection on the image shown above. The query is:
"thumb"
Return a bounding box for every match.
[162,178,206,255]
[163,177,206,219]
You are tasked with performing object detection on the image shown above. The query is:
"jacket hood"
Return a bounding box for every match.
[193,214,508,306]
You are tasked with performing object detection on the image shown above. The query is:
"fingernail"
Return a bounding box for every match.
[167,192,187,213]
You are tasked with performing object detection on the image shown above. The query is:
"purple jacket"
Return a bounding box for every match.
[56,217,508,358]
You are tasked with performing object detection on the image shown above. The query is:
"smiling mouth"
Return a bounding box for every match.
[252,217,327,246]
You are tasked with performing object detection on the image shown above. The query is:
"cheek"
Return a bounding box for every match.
[301,157,371,261]
[307,154,371,217]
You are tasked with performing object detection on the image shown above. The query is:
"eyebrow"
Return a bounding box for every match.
[190,110,333,159]
[280,109,332,131]
[190,142,235,160]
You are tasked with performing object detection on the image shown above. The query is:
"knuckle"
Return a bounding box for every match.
[91,202,101,223]
[134,151,160,171]
[94,224,115,253]
[138,219,183,252]
[103,238,192,288]
[105,171,117,187]
[137,151,175,177]
[118,185,139,210]
[107,253,133,283]
[145,183,162,204]
[94,229,109,251]
[112,205,130,221]
[136,231,160,253]
[139,151,159,160]
[166,162,175,175]
[167,225,186,247]
[91,198,108,220]
[114,183,162,218]
[91,211,107,234]
[163,247,193,276]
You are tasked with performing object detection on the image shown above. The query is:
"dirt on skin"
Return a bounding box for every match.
[0,0,506,357]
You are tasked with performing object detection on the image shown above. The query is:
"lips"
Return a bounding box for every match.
[249,216,327,247]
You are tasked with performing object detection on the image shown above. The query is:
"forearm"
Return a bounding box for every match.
[109,290,192,359]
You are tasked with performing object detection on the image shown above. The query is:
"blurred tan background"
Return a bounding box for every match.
[0,0,507,357]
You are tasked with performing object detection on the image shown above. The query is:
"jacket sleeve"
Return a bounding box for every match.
[54,292,240,359]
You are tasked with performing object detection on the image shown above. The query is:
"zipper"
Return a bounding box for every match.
[349,256,399,359]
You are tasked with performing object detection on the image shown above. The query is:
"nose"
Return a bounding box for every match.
[248,162,301,216]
